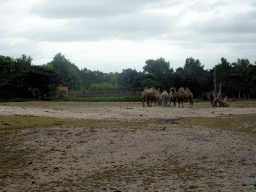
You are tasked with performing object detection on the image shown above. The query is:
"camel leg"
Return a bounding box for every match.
[188,100,190,108]
[189,99,193,108]
[147,100,150,107]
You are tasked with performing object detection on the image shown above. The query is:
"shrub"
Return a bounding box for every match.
[48,95,141,102]
[15,98,24,102]
[8,98,24,102]
[201,93,208,101]
[28,87,40,99]
[89,82,120,91]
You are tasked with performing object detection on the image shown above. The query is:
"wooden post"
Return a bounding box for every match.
[213,67,217,99]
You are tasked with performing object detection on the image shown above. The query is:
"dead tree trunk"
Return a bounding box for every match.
[208,83,229,107]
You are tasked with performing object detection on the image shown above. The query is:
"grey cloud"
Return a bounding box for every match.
[189,10,256,34]
[0,38,41,61]
[30,0,166,18]
[208,33,256,44]
[16,12,178,42]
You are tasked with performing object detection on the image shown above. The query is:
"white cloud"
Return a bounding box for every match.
[0,0,256,73]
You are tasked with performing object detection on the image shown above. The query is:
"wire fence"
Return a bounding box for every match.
[69,90,141,97]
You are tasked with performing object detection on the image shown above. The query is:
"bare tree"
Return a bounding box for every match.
[208,71,229,107]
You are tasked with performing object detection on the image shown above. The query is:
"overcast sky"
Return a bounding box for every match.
[1,0,256,73]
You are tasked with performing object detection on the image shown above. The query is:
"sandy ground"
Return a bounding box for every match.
[1,101,256,191]
[1,102,256,122]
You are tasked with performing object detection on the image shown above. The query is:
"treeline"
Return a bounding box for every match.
[1,53,256,100]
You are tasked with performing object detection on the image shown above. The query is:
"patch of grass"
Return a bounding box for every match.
[74,160,206,191]
[228,100,256,107]
[0,116,68,132]
[0,131,33,187]
[4,98,25,102]
[177,113,256,135]
[0,115,173,136]
[50,95,142,102]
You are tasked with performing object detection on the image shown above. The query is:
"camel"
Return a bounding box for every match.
[168,91,176,107]
[178,87,194,108]
[150,88,161,106]
[143,86,149,91]
[170,87,185,107]
[159,90,169,106]
[141,87,160,107]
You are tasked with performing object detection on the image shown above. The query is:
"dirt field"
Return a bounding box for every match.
[1,101,256,191]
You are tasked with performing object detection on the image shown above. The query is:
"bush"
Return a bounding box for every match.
[89,82,120,91]
[15,98,24,102]
[201,93,208,101]
[8,98,24,102]
[249,90,256,98]
[28,87,40,99]
[48,95,141,102]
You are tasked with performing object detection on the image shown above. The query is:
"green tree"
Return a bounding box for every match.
[93,70,106,84]
[132,73,157,91]
[79,68,95,91]
[13,54,32,74]
[101,72,118,85]
[143,58,173,90]
[0,55,32,99]
[141,78,162,89]
[23,65,61,98]
[48,53,81,90]
[215,57,232,94]
[246,63,256,97]
[176,57,210,97]
[230,58,251,98]
[183,57,204,77]
[117,69,138,91]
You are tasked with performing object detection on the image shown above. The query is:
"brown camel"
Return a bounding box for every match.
[178,87,194,108]
[170,87,185,107]
[141,87,160,107]
[151,88,161,106]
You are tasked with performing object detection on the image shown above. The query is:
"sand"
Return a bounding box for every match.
[1,101,256,191]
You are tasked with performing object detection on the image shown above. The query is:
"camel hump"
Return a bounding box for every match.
[170,87,176,92]
[185,87,191,91]
[178,87,185,92]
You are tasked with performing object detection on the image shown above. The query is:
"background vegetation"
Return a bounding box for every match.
[1,53,256,100]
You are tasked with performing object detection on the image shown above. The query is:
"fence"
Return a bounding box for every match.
[69,90,141,98]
